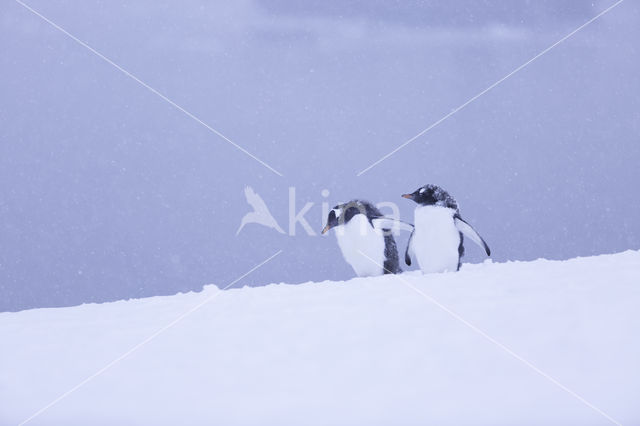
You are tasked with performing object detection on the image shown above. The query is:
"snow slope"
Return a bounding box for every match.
[2,251,639,426]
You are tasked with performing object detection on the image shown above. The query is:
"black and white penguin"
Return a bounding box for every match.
[402,184,490,273]
[322,200,409,277]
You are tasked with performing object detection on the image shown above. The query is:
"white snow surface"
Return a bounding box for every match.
[2,251,639,426]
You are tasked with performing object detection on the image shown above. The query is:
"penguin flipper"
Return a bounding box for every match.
[404,229,414,266]
[372,217,414,233]
[454,215,491,256]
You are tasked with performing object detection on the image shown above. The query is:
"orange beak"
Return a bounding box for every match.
[402,194,413,199]
[321,225,331,234]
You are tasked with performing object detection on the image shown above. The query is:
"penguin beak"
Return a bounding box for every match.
[402,193,413,199]
[321,224,332,234]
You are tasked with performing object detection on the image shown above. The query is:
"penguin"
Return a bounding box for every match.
[321,200,411,277]
[402,184,490,273]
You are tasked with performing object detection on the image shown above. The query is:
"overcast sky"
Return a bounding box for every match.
[1,0,638,311]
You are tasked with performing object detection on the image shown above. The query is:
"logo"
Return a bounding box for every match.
[237,186,404,237]
[236,186,285,235]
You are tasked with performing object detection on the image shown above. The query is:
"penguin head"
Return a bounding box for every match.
[321,200,379,234]
[402,184,458,209]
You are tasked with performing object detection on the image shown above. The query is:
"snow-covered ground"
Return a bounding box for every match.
[2,251,639,426]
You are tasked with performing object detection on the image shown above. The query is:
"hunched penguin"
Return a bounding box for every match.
[402,184,490,273]
[322,200,409,277]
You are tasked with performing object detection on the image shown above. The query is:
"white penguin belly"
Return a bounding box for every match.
[412,206,460,273]
[335,214,385,277]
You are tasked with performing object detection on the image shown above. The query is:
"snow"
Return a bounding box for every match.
[2,251,639,425]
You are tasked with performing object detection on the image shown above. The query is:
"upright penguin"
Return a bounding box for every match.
[322,200,409,277]
[402,184,490,273]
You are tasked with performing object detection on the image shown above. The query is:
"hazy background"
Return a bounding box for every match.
[1,0,638,311]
